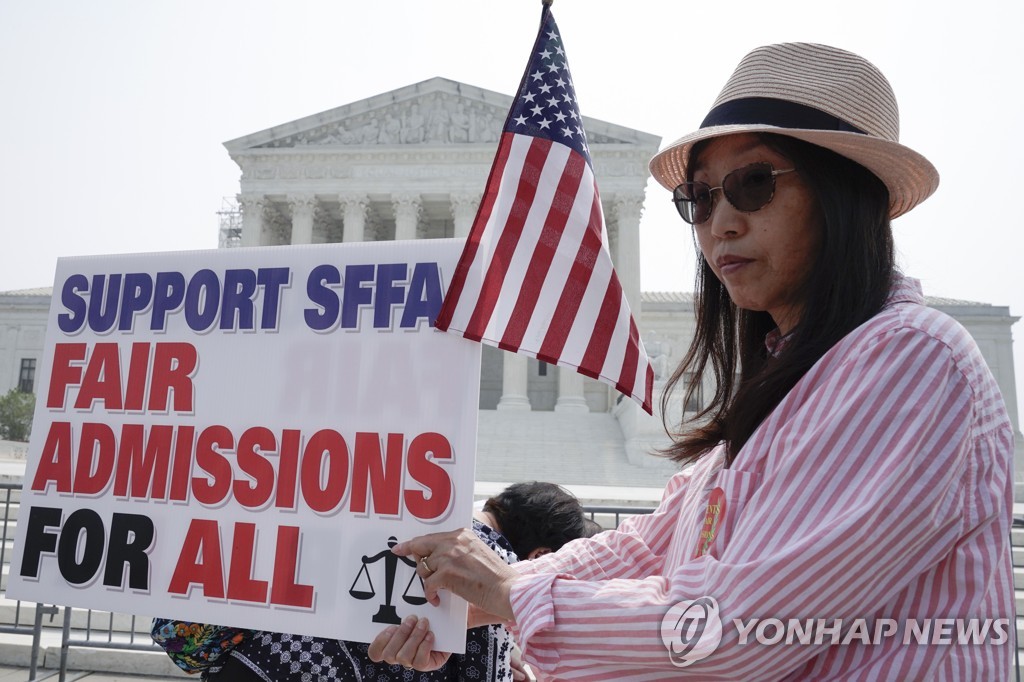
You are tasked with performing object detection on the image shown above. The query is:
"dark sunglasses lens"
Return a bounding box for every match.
[724,163,776,212]
[673,182,712,224]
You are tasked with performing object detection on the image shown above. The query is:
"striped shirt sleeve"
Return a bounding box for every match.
[508,316,1013,679]
[513,468,693,582]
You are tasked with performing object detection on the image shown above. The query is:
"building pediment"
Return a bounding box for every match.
[224,77,659,153]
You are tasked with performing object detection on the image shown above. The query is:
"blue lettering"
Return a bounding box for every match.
[220,269,257,331]
[374,264,408,329]
[87,274,121,334]
[184,270,220,331]
[152,271,186,331]
[257,268,290,331]
[401,262,443,329]
[341,265,375,329]
[118,273,154,331]
[57,274,89,333]
[55,268,291,334]
[304,265,341,331]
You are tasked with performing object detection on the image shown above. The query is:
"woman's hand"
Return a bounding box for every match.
[368,615,450,670]
[396,528,520,621]
[369,529,520,671]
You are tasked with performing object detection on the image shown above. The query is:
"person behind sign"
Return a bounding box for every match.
[155,481,594,681]
[367,43,1015,679]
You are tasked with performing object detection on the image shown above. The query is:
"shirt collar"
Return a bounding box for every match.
[764,328,792,357]
[886,273,924,307]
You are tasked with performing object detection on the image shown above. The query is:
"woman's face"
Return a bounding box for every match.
[691,134,823,334]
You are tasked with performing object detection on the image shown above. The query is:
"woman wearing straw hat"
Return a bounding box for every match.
[370,43,1015,679]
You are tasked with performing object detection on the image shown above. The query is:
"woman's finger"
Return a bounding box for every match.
[366,625,398,662]
[370,616,418,664]
[416,554,434,579]
[393,529,460,557]
[394,616,431,667]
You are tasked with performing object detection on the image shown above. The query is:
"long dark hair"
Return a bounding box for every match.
[660,134,894,465]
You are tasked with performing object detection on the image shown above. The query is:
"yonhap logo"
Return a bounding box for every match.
[661,596,723,667]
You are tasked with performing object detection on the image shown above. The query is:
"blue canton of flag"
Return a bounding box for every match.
[506,19,590,163]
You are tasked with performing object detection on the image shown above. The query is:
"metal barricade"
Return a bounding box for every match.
[582,504,655,530]
[1012,520,1023,682]
[0,482,60,680]
[3,488,1020,679]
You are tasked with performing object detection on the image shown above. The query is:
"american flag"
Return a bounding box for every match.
[435,5,653,414]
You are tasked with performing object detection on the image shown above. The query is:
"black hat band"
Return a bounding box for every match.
[701,97,867,135]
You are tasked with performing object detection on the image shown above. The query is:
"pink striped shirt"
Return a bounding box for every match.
[509,277,1015,680]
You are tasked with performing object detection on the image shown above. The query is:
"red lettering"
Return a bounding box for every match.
[226,522,269,603]
[113,424,174,499]
[271,525,314,608]
[275,430,301,509]
[47,343,87,409]
[192,425,233,505]
[169,425,195,502]
[31,422,73,492]
[351,432,403,516]
[148,343,197,413]
[404,432,453,520]
[74,422,116,495]
[167,518,224,598]
[47,342,196,414]
[234,427,276,509]
[300,430,349,513]
[73,344,123,410]
[124,342,151,411]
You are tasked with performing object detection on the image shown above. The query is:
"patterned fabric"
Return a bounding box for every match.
[150,619,246,674]
[221,518,517,682]
[510,276,1015,680]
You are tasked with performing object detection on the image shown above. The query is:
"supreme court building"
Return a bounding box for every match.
[1,77,1021,501]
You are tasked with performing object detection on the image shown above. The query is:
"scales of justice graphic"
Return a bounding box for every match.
[350,536,428,624]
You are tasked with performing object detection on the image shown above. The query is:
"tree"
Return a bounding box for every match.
[0,389,35,442]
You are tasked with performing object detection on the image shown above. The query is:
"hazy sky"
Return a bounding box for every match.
[1,0,1022,424]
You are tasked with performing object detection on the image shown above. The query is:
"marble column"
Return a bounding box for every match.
[238,194,266,247]
[611,194,645,319]
[288,194,317,245]
[340,193,369,243]
[393,193,422,241]
[496,353,531,411]
[450,192,480,238]
[554,365,589,413]
[3,327,19,392]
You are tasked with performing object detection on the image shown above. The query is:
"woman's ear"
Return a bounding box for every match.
[527,547,551,560]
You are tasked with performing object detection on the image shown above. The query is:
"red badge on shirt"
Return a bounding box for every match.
[693,487,727,558]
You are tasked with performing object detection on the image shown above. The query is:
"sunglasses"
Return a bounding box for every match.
[672,162,796,225]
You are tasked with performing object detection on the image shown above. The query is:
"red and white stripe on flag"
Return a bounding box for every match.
[435,129,654,413]
[435,5,653,413]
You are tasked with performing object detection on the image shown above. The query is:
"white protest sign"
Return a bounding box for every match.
[6,238,480,653]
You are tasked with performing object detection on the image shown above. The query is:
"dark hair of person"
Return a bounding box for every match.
[660,133,894,466]
[483,482,588,558]
[582,517,604,537]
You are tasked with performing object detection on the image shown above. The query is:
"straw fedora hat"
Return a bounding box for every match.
[648,43,939,218]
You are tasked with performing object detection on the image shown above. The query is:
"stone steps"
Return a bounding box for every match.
[0,596,153,637]
[0,629,182,678]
